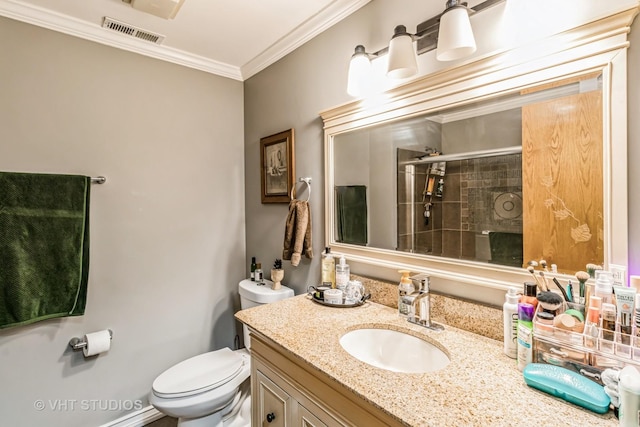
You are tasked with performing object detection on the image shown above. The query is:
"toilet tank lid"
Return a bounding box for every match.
[239,279,294,304]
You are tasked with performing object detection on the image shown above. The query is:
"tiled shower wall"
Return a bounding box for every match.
[397,151,523,262]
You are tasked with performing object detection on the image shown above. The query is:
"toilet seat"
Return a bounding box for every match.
[152,348,244,399]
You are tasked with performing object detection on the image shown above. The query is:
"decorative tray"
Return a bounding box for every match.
[308,293,369,308]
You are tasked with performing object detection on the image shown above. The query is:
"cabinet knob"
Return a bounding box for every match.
[266,412,276,423]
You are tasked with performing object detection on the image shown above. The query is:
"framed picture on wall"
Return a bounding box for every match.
[260,128,295,203]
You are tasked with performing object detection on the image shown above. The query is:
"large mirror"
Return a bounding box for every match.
[321,12,630,289]
[332,74,603,275]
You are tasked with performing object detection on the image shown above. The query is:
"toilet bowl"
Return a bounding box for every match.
[149,279,294,426]
[149,348,250,427]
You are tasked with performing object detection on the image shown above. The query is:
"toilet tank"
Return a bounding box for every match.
[238,279,294,349]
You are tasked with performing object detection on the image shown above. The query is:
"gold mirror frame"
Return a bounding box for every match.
[321,9,636,290]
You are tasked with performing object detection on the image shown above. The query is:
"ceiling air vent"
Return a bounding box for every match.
[102,17,165,44]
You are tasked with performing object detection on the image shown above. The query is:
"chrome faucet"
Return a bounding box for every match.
[408,276,444,331]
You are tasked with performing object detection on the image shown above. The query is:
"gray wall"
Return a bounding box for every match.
[0,17,245,426]
[245,1,640,303]
[442,109,522,154]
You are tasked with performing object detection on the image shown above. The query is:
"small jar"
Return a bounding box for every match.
[345,280,364,304]
[535,311,554,334]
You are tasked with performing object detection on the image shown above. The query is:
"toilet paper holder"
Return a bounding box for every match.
[69,329,113,351]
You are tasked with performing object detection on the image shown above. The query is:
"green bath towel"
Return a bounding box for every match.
[0,171,91,329]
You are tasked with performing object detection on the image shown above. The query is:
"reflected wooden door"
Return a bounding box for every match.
[522,89,603,274]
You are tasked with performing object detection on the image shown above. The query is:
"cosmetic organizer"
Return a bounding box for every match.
[532,308,640,386]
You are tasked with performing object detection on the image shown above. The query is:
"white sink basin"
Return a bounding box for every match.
[339,328,450,373]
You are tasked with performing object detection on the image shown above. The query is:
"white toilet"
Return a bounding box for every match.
[149,279,294,427]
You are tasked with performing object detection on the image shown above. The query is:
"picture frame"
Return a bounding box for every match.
[260,129,295,203]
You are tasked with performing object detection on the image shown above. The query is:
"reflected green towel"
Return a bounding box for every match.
[0,172,90,329]
[489,232,523,267]
[336,185,367,245]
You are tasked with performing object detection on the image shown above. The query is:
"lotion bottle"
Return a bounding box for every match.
[321,247,336,288]
[335,255,350,292]
[516,302,535,371]
[503,287,520,359]
[595,271,614,304]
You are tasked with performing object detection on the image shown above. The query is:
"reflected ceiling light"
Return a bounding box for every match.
[436,0,476,61]
[346,0,505,97]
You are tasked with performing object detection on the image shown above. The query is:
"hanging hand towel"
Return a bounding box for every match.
[282,199,313,266]
[0,171,91,329]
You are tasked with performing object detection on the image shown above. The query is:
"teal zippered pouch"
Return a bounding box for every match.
[523,363,610,414]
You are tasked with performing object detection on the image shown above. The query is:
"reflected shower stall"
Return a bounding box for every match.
[397,147,524,267]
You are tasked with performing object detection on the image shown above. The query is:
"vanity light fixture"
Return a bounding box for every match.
[347,45,373,97]
[387,25,419,79]
[436,0,477,61]
[346,0,505,97]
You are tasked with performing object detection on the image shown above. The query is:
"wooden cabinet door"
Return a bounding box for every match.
[255,369,291,427]
[297,404,328,427]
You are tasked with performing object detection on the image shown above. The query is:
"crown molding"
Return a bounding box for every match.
[0,0,243,80]
[0,0,371,81]
[241,0,371,80]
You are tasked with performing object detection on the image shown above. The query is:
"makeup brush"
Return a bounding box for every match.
[575,271,590,305]
[527,266,544,289]
[552,277,570,302]
[540,259,549,272]
[538,271,550,292]
[586,263,601,279]
[537,291,564,314]
[567,280,574,303]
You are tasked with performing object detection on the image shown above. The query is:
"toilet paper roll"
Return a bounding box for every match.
[83,330,112,357]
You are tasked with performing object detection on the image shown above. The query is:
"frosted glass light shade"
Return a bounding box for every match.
[347,46,371,97]
[436,6,476,61]
[387,26,418,79]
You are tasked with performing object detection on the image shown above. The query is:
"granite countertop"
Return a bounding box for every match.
[235,294,617,426]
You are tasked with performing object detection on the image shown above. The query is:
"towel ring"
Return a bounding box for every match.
[291,177,311,202]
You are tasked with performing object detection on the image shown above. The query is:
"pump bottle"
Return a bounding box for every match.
[503,287,519,359]
[397,270,415,318]
[321,247,336,288]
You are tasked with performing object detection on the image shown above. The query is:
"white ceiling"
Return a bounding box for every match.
[0,0,370,81]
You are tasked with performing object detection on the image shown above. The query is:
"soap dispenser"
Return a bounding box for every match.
[321,247,336,288]
[398,270,415,318]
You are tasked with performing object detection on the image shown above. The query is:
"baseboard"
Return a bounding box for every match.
[100,405,164,427]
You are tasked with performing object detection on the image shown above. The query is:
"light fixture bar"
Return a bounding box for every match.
[346,0,505,96]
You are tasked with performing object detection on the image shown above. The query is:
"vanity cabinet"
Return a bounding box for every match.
[253,353,342,427]
[249,332,402,427]
[255,369,290,427]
